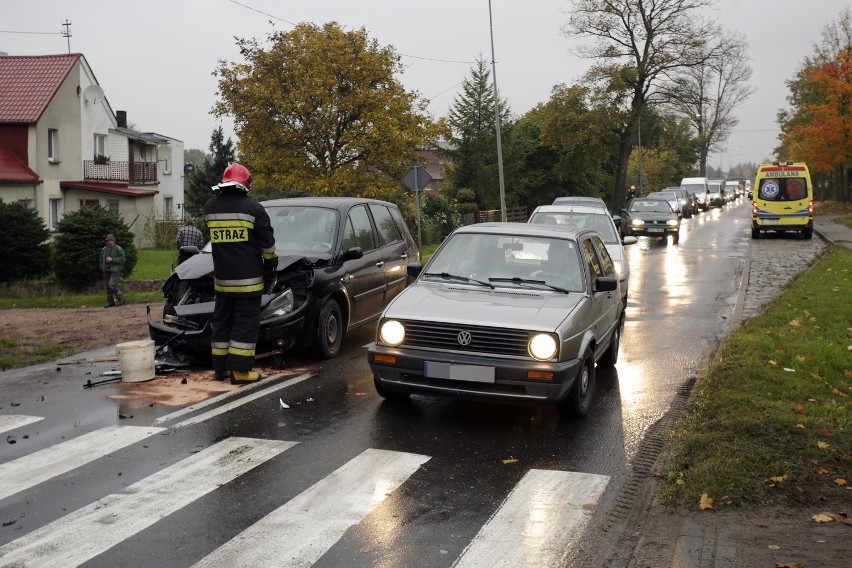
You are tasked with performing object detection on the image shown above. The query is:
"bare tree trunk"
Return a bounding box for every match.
[614,127,634,210]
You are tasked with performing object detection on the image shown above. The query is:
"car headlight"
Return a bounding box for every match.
[379,320,405,346]
[260,289,294,318]
[613,260,623,278]
[528,333,558,361]
[666,219,679,226]
[631,219,645,226]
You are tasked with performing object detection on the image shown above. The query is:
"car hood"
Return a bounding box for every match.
[382,282,584,331]
[629,211,677,221]
[174,252,318,280]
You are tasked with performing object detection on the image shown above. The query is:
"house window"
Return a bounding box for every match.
[80,199,99,209]
[48,129,59,163]
[163,196,173,216]
[163,158,171,175]
[94,134,106,159]
[49,198,64,230]
[107,200,119,213]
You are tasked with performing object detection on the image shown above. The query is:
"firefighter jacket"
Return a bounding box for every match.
[203,190,278,296]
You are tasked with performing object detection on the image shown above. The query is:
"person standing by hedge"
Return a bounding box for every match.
[100,234,126,307]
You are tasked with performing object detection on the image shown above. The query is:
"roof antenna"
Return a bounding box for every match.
[61,19,72,53]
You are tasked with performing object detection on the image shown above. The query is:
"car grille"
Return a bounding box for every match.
[400,320,530,357]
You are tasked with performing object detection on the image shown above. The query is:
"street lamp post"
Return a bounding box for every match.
[488,0,506,222]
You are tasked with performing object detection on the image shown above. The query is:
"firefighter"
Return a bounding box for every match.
[204,163,278,384]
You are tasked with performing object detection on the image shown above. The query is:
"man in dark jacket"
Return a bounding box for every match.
[204,163,278,384]
[100,234,126,307]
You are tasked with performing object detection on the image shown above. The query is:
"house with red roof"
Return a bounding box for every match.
[0,53,184,247]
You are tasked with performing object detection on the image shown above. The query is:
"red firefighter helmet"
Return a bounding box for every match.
[216,163,252,192]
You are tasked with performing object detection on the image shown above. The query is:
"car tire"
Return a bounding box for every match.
[598,316,623,368]
[803,227,813,239]
[373,376,411,401]
[752,227,761,239]
[314,298,343,359]
[672,232,679,244]
[557,352,594,418]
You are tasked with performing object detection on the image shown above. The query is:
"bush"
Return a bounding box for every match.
[52,207,137,290]
[0,199,51,283]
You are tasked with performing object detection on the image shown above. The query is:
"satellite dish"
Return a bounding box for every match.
[83,84,104,105]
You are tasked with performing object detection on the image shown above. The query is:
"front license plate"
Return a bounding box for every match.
[424,361,495,383]
[647,228,664,233]
[762,218,780,225]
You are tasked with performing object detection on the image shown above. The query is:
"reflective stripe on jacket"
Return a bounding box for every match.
[203,191,277,296]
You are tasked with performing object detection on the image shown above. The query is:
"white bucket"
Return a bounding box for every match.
[116,339,156,383]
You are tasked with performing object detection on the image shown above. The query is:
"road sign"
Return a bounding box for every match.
[402,165,432,192]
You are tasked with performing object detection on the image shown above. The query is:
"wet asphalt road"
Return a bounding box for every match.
[0,198,762,567]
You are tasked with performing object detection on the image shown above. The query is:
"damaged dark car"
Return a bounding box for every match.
[148,197,419,366]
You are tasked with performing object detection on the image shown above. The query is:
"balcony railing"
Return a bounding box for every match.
[83,160,158,184]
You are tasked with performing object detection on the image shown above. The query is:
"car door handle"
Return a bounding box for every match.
[400,253,408,259]
[375,261,385,268]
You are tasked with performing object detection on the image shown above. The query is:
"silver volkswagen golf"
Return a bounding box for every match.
[368,222,624,417]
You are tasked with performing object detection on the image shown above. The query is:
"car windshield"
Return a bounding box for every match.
[528,212,618,244]
[629,199,674,213]
[201,205,340,254]
[425,232,585,292]
[682,184,705,194]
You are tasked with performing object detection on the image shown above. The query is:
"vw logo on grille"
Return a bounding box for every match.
[457,331,472,346]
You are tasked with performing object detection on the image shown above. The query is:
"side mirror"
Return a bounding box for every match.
[407,264,423,278]
[595,276,618,292]
[340,247,363,262]
[622,236,638,246]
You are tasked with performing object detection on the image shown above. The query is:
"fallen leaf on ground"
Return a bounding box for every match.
[813,465,830,474]
[795,404,806,414]
[767,544,781,550]
[795,423,805,428]
[817,441,830,449]
[833,478,846,486]
[812,512,835,523]
[845,370,852,378]
[788,319,803,328]
[774,563,803,568]
[769,360,777,366]
[819,427,832,436]
[502,457,518,465]
[768,475,788,483]
[699,493,713,510]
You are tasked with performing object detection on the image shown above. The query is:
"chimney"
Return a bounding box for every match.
[116,110,127,128]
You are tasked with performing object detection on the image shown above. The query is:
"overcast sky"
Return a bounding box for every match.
[2,0,847,170]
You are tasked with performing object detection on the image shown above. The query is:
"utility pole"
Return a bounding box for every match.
[488,0,506,222]
[61,20,72,53]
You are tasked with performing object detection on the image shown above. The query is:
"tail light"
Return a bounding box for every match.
[752,202,758,216]
[807,200,814,215]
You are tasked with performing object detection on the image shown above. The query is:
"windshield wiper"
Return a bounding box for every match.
[489,277,571,294]
[424,272,495,289]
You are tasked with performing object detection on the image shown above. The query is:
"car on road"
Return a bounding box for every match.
[368,222,624,418]
[725,180,741,200]
[681,177,710,212]
[619,197,681,243]
[707,180,726,207]
[528,203,636,307]
[664,187,697,218]
[552,196,608,207]
[149,197,419,365]
[645,191,683,220]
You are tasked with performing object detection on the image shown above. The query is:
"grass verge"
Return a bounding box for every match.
[0,291,162,310]
[661,246,851,508]
[0,339,66,371]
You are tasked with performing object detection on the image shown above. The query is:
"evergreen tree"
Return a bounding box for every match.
[0,199,51,283]
[446,56,511,210]
[52,207,137,291]
[184,126,236,217]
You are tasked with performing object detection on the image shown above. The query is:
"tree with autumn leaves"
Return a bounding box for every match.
[778,9,851,201]
[213,22,446,198]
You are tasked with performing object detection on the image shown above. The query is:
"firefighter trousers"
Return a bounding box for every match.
[210,294,262,374]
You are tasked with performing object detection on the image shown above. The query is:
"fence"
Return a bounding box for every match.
[476,206,528,223]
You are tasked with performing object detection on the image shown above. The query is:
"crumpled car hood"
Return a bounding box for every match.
[174,252,317,280]
[382,282,584,332]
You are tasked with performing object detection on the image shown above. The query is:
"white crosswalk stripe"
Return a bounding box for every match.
[0,414,43,435]
[193,448,430,567]
[0,437,295,567]
[0,425,162,502]
[453,470,610,568]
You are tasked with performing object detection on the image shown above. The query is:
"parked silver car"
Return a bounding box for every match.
[368,222,624,418]
[528,203,636,308]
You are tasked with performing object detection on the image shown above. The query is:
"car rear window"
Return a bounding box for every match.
[758,178,808,201]
[529,212,618,244]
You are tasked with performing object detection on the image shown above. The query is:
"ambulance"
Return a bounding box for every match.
[751,161,814,239]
